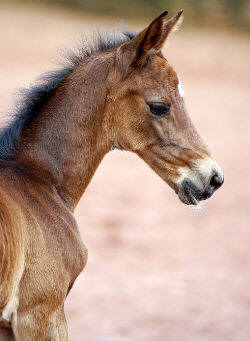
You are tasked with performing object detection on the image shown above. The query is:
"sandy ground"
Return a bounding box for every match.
[0,3,250,340]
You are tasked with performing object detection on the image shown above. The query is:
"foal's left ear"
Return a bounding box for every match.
[120,10,183,72]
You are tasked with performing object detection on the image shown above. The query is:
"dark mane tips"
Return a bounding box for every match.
[0,29,135,161]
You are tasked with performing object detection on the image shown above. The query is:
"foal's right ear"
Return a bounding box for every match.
[119,10,183,75]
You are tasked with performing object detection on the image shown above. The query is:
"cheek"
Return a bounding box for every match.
[151,117,181,146]
[152,120,169,142]
[114,97,154,150]
[125,120,157,151]
[120,116,160,152]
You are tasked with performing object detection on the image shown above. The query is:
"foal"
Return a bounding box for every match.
[0,11,223,340]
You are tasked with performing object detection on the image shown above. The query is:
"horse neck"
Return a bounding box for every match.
[17,57,114,209]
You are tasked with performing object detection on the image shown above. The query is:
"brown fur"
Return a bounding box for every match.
[0,11,219,339]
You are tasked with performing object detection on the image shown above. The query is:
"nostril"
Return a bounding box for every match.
[209,173,223,192]
[200,172,223,201]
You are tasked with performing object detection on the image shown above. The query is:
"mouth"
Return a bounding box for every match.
[173,158,224,205]
[178,179,213,205]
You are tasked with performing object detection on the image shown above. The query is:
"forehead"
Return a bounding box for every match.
[135,54,179,96]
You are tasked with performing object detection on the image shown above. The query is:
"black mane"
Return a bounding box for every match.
[0,29,135,161]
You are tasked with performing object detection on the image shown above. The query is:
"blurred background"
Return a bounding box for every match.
[0,0,249,340]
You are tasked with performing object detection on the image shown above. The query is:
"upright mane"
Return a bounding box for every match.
[0,29,135,161]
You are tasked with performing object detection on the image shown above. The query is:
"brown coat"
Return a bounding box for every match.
[0,10,223,340]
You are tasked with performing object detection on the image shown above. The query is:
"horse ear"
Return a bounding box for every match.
[119,10,183,73]
[133,10,169,63]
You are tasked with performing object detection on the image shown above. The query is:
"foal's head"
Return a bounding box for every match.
[106,11,223,205]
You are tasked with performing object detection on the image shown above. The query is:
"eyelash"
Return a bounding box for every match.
[147,102,171,116]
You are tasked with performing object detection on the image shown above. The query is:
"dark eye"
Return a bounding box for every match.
[147,102,170,116]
